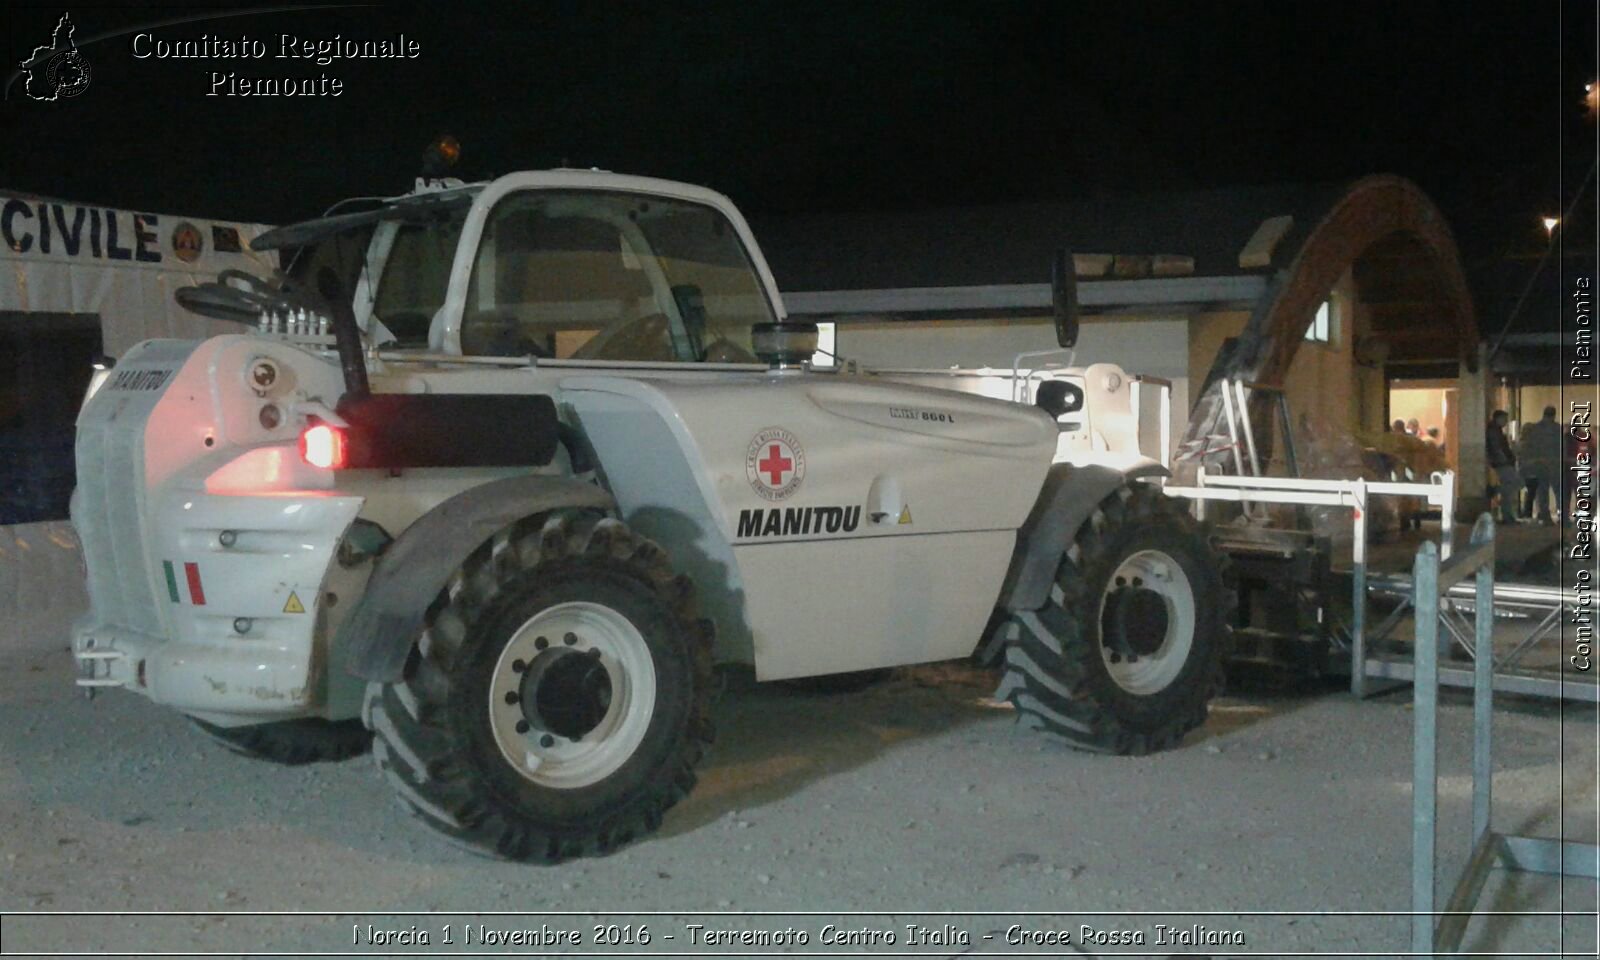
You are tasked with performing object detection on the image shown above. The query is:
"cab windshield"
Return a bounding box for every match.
[368,190,780,360]
[455,191,775,362]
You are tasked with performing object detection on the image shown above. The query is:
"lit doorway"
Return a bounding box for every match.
[1388,378,1459,473]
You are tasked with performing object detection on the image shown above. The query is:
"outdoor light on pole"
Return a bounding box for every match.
[1541,215,1560,238]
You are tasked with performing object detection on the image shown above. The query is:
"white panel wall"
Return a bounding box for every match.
[837,315,1192,428]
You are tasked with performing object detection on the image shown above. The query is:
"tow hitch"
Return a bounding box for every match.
[74,642,125,700]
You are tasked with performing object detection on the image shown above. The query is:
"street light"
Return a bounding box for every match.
[1542,215,1560,237]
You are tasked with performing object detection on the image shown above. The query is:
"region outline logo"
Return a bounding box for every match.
[20,12,92,102]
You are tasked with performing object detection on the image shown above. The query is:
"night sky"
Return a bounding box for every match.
[5,1,1596,266]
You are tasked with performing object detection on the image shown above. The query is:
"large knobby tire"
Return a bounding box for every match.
[190,717,372,765]
[365,512,713,862]
[995,483,1231,755]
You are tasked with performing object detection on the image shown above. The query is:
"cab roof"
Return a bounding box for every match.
[252,170,742,252]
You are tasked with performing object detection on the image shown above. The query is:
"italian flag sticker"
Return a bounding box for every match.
[162,560,206,605]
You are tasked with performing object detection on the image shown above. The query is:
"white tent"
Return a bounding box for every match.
[1,190,275,354]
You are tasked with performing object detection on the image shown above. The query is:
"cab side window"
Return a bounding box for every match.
[463,195,657,358]
[373,220,461,347]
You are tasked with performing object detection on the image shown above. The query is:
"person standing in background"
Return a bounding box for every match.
[1487,410,1520,525]
[1518,406,1563,524]
[1519,423,1538,518]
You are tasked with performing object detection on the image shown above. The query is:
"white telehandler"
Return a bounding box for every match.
[70,163,1229,860]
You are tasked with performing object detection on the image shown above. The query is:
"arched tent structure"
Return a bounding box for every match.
[1182,175,1478,478]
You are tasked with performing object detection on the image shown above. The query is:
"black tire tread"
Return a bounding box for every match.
[366,512,714,862]
[994,484,1235,755]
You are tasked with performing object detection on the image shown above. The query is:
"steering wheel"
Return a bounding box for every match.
[175,267,329,324]
[571,313,678,361]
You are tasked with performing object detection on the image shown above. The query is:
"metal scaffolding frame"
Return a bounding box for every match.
[1364,574,1598,703]
[1408,516,1599,954]
[1166,467,1594,703]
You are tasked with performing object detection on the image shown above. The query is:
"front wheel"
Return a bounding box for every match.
[365,512,713,861]
[995,484,1230,754]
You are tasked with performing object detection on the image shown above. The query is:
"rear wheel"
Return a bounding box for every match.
[995,484,1230,754]
[190,717,371,765]
[365,512,713,861]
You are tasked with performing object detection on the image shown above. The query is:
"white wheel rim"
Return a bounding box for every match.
[488,601,657,789]
[1096,549,1196,696]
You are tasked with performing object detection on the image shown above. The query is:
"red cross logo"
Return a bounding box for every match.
[758,443,793,486]
[747,427,805,500]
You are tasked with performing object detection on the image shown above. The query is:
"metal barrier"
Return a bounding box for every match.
[1409,514,1600,954]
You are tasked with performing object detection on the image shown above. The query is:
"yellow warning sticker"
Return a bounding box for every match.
[283,591,306,614]
[898,505,913,525]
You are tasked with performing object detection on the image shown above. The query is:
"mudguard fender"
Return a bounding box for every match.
[340,474,614,681]
[998,458,1171,613]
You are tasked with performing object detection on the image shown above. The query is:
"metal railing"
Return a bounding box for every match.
[1165,468,1458,688]
[1408,515,1600,953]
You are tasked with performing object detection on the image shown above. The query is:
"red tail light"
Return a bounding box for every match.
[299,423,347,470]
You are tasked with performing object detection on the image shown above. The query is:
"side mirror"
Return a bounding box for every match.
[1051,249,1079,349]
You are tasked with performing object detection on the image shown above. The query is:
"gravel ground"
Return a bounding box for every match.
[1,621,1595,958]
